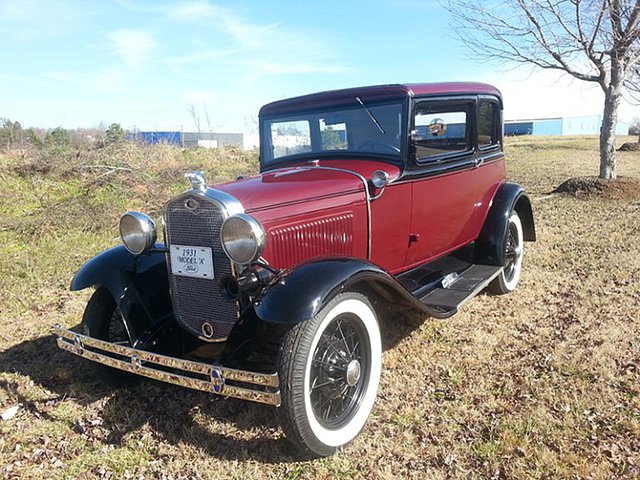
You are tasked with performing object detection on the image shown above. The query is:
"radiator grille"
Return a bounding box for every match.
[268,213,354,269]
[164,192,237,340]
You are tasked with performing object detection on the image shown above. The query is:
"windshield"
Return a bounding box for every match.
[260,100,406,167]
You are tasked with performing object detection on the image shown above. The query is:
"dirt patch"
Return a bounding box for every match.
[553,176,640,200]
[618,142,640,151]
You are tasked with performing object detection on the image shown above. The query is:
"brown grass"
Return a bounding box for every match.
[1,137,639,479]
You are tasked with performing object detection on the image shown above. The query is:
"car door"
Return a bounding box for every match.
[405,96,502,267]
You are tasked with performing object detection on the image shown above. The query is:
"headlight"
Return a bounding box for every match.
[220,214,266,265]
[119,211,157,255]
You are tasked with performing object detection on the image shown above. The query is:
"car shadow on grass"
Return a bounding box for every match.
[0,307,426,463]
[0,333,315,462]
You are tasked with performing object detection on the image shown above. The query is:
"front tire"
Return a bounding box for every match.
[489,210,524,294]
[277,292,382,457]
[82,286,139,385]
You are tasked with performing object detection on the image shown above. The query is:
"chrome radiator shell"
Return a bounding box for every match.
[163,188,244,341]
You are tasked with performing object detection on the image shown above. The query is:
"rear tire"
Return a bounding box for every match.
[489,210,524,294]
[277,292,382,457]
[82,287,139,385]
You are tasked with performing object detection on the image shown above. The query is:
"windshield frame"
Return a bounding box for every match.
[259,97,410,171]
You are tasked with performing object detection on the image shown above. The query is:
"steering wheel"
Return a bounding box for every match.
[356,141,400,154]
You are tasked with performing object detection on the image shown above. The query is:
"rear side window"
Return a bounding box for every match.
[478,101,499,149]
[413,103,471,161]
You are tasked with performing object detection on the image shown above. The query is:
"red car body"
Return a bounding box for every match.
[217,82,508,274]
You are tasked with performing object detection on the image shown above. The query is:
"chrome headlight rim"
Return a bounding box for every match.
[220,213,266,265]
[119,211,157,255]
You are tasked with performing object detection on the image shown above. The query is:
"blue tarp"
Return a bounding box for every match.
[126,131,182,145]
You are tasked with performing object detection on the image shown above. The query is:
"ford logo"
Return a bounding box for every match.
[185,264,199,273]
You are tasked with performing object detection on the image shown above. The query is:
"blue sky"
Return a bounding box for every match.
[0,0,635,134]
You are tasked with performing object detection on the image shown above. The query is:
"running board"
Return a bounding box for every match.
[417,264,502,318]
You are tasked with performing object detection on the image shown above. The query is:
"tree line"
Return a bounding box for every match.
[0,120,125,151]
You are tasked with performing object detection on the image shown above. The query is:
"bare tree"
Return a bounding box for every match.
[446,0,640,180]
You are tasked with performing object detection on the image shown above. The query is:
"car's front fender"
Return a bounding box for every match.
[252,258,439,325]
[71,245,171,342]
[220,258,442,369]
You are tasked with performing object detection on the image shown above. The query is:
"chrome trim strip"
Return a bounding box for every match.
[53,325,280,406]
[162,186,245,222]
[202,187,245,218]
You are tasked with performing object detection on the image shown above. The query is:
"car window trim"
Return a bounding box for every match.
[477,96,502,152]
[259,98,409,168]
[411,96,476,169]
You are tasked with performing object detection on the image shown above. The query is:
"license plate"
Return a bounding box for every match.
[170,245,214,280]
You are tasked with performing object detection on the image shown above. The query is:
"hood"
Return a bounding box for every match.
[216,166,366,213]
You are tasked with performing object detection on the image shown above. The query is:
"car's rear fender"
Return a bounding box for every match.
[71,245,172,344]
[475,182,536,266]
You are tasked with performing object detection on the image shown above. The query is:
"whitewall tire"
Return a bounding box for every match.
[489,210,524,294]
[277,292,382,457]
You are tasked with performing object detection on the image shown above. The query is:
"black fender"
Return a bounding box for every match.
[220,258,441,369]
[71,244,172,344]
[475,182,536,266]
[253,258,444,324]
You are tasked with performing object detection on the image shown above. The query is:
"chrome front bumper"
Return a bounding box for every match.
[52,325,281,406]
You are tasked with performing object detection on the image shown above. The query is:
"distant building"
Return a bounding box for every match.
[504,115,629,136]
[127,131,243,148]
[182,132,243,148]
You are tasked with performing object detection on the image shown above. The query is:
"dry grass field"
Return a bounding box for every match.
[0,136,639,479]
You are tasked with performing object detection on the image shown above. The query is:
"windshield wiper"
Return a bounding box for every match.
[356,96,385,134]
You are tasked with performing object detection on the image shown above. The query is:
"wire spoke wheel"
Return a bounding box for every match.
[277,292,382,457]
[309,314,371,429]
[503,221,520,282]
[489,210,524,294]
[107,308,130,345]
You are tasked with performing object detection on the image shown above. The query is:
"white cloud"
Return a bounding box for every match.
[171,1,215,20]
[246,61,352,76]
[181,90,222,104]
[169,2,278,49]
[0,0,96,38]
[109,29,156,67]
[166,1,348,78]
[45,68,129,93]
[163,49,237,66]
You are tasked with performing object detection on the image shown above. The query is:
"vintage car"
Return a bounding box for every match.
[54,82,535,456]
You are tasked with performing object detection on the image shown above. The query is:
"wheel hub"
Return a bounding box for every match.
[345,359,361,386]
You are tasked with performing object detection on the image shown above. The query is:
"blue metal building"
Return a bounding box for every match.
[504,115,629,136]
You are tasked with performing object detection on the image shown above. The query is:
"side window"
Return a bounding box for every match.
[413,103,471,161]
[478,101,498,149]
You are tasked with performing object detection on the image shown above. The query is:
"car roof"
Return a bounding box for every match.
[260,82,502,116]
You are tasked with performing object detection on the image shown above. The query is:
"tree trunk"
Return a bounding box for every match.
[599,80,622,180]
